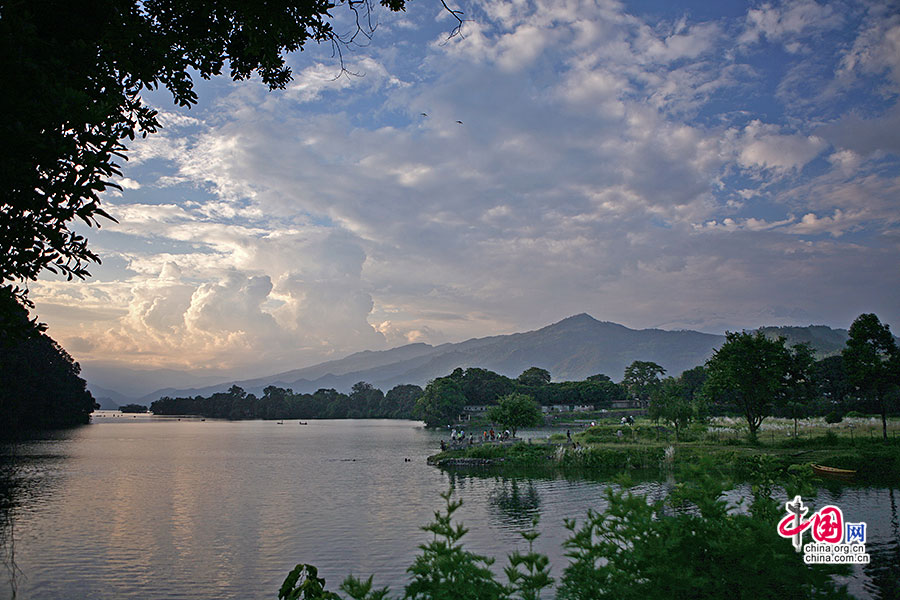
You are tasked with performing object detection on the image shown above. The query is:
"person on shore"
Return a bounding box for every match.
[567,429,571,442]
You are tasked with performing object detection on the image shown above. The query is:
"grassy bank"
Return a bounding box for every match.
[428,417,900,485]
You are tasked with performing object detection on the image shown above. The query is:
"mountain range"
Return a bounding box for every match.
[86,314,853,406]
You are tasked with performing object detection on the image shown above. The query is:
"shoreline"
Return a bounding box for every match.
[427,437,900,485]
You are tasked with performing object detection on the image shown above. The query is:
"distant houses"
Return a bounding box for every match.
[541,404,594,414]
[457,398,640,422]
[458,403,596,421]
[458,405,490,421]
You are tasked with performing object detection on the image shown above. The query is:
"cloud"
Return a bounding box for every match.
[32,0,900,376]
[734,120,828,172]
[817,103,900,158]
[118,178,141,190]
[739,0,842,49]
[788,210,850,237]
[373,320,444,346]
[837,7,900,90]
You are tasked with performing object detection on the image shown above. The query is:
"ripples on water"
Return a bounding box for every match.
[0,414,898,599]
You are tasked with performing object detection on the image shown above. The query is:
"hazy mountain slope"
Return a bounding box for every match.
[757,326,849,358]
[82,364,234,398]
[136,314,724,399]
[388,314,723,384]
[125,316,862,402]
[255,343,437,382]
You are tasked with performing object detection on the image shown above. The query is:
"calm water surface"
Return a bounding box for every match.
[1,414,898,599]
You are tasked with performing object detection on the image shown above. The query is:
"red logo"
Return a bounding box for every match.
[777,496,844,550]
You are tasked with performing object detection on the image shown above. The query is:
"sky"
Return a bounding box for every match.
[29,0,900,380]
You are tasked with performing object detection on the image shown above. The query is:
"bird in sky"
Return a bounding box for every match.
[456,120,463,124]
[420,113,428,117]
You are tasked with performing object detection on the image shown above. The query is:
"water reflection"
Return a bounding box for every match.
[1,420,899,600]
[1,455,18,599]
[862,488,899,600]
[488,478,541,528]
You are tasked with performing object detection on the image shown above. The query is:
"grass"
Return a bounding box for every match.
[428,415,900,484]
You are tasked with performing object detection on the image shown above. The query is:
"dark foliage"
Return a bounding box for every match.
[516,380,625,408]
[150,382,420,421]
[842,313,900,440]
[0,291,96,435]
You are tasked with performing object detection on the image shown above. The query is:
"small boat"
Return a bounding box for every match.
[812,464,857,480]
[298,421,308,425]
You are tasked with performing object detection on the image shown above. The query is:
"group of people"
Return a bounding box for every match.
[441,427,512,450]
[482,428,511,441]
[448,427,512,442]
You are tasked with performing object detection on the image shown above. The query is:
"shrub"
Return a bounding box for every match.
[825,411,844,424]
[279,477,850,600]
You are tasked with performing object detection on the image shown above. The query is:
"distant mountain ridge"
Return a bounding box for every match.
[86,315,858,403]
[130,313,724,401]
[757,325,850,357]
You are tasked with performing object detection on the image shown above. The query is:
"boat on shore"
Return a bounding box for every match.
[812,464,857,480]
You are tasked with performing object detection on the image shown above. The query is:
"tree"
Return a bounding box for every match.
[680,365,709,421]
[404,490,507,600]
[811,355,852,406]
[557,464,848,600]
[568,380,625,409]
[703,332,810,438]
[586,373,613,383]
[780,343,815,438]
[456,368,515,406]
[0,292,96,434]
[517,367,551,387]
[0,0,425,314]
[384,384,424,419]
[486,393,543,438]
[842,313,900,441]
[349,381,385,418]
[649,377,693,440]
[621,361,665,409]
[414,378,466,428]
[278,563,342,600]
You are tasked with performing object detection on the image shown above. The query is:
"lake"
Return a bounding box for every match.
[1,414,898,599]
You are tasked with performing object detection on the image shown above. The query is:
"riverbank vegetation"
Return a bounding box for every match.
[278,459,851,600]
[414,314,899,441]
[427,416,900,485]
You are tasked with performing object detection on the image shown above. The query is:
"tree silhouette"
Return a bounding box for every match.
[842,313,899,441]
